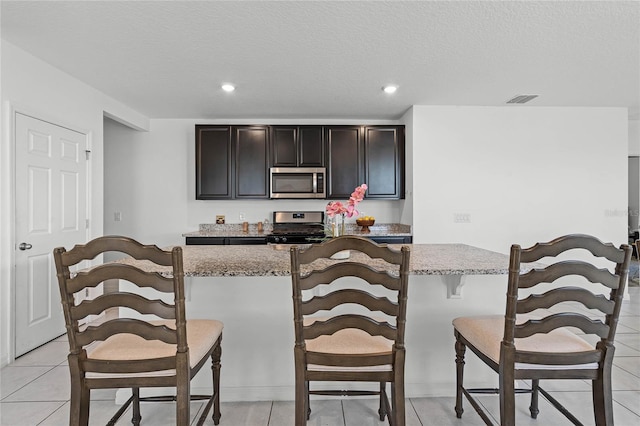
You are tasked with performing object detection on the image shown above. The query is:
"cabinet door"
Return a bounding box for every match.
[326,126,362,199]
[271,126,323,167]
[364,126,404,199]
[298,126,324,167]
[234,126,269,198]
[196,126,232,199]
[271,126,297,167]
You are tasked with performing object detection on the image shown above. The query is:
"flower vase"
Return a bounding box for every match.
[330,214,346,237]
[330,214,350,259]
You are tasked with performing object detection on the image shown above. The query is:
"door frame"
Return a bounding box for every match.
[6,102,93,363]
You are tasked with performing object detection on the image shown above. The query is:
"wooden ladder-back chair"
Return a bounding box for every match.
[453,234,632,426]
[53,236,223,426]
[290,236,411,426]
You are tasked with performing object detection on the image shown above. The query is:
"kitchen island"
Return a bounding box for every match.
[116,243,536,402]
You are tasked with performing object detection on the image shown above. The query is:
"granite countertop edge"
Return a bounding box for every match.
[112,243,538,278]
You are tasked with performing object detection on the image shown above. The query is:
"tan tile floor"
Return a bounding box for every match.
[2,287,639,425]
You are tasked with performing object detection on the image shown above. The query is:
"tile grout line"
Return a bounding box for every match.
[35,400,68,426]
[407,398,424,426]
[0,364,59,402]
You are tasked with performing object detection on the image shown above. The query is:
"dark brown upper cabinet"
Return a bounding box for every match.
[196,125,269,199]
[325,126,363,199]
[196,124,404,200]
[270,126,324,167]
[234,126,269,198]
[363,126,405,199]
[196,125,233,199]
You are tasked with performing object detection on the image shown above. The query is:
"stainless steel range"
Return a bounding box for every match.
[267,211,326,244]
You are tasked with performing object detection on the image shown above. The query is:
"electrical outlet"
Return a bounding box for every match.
[453,213,471,223]
[239,212,245,221]
[216,215,225,224]
[114,211,121,222]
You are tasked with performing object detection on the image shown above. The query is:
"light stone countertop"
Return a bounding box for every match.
[113,243,537,278]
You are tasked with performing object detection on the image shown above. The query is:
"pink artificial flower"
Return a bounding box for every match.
[326,184,368,218]
[345,184,368,218]
[325,201,347,218]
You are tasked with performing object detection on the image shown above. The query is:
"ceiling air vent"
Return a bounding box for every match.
[506,94,539,104]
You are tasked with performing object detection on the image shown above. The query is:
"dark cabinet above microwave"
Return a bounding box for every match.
[195,124,404,200]
[270,126,324,167]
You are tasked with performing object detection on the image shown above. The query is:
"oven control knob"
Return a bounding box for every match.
[282,237,287,243]
[273,237,280,243]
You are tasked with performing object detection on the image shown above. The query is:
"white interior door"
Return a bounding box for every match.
[14,113,89,356]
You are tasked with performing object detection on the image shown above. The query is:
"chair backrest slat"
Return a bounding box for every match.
[518,261,620,290]
[71,293,176,320]
[297,237,405,265]
[76,318,177,347]
[515,313,610,339]
[68,264,174,294]
[519,234,626,264]
[302,288,399,316]
[59,237,174,266]
[299,263,401,291]
[517,287,615,315]
[304,314,397,341]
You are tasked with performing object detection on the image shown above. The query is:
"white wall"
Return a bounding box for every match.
[410,106,629,252]
[104,119,405,247]
[399,108,414,225]
[0,41,148,365]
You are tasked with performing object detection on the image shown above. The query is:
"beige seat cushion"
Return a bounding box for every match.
[86,319,223,378]
[304,320,394,372]
[452,315,597,370]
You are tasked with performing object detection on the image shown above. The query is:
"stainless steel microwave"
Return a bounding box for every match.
[269,167,326,199]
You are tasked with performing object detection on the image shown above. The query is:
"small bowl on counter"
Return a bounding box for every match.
[355,218,375,233]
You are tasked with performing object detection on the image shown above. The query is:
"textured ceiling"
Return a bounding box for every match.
[2,1,639,120]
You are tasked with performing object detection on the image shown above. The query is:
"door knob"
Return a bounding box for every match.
[18,242,33,251]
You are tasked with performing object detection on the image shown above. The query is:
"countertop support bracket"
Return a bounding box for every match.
[445,275,466,299]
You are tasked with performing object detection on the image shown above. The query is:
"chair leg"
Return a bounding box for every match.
[68,354,90,426]
[392,350,406,426]
[131,387,141,426]
[499,369,516,426]
[529,379,539,419]
[69,378,90,426]
[593,364,614,425]
[211,343,222,425]
[454,336,466,418]
[294,347,307,425]
[378,382,387,421]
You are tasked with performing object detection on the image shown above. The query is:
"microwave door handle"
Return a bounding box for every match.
[313,173,317,193]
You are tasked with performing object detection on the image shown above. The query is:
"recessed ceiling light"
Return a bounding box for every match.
[221,84,235,92]
[382,85,398,94]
